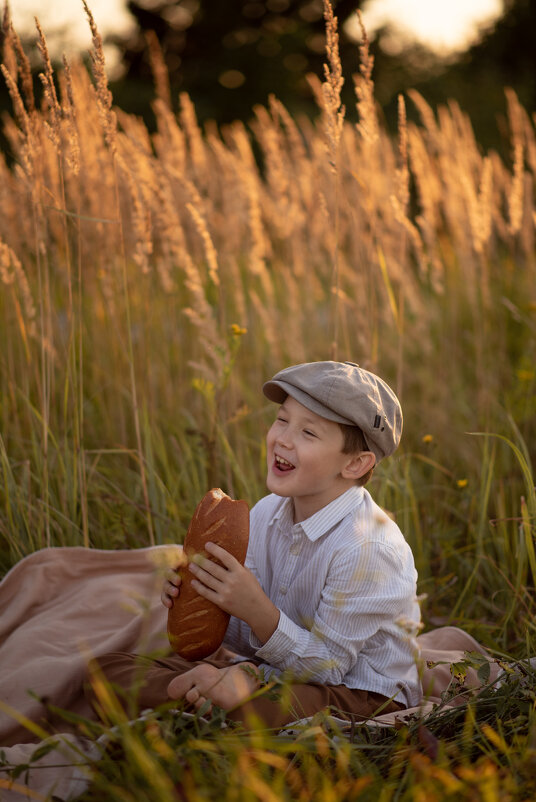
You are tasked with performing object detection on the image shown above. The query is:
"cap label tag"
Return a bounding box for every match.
[373,415,382,429]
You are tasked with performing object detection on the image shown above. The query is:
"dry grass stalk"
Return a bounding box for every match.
[9,24,35,113]
[1,4,17,80]
[252,105,299,242]
[407,89,440,146]
[509,143,524,236]
[35,18,61,150]
[82,0,117,153]
[248,288,282,363]
[0,238,37,339]
[354,10,379,146]
[474,157,493,254]
[118,157,154,273]
[389,193,426,278]
[395,94,410,213]
[506,89,525,237]
[434,103,482,260]
[223,125,269,277]
[182,257,229,387]
[186,201,219,287]
[0,63,34,178]
[244,167,268,278]
[205,132,248,255]
[320,0,345,169]
[179,92,207,177]
[408,123,441,236]
[522,106,536,179]
[143,163,184,293]
[146,29,171,111]
[318,0,346,359]
[227,125,277,307]
[60,56,81,175]
[153,98,187,175]
[268,95,307,168]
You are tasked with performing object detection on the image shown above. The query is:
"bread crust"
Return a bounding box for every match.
[167,488,250,660]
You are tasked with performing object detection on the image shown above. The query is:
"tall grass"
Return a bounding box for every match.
[1,1,535,640]
[0,2,535,796]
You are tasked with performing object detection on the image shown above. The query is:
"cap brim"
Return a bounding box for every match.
[262,380,354,426]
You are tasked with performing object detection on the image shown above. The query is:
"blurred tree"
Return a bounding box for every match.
[373,0,536,153]
[108,0,364,125]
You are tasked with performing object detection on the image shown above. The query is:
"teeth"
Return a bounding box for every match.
[276,455,294,468]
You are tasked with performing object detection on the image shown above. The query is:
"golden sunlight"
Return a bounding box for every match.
[13,0,504,59]
[355,0,503,54]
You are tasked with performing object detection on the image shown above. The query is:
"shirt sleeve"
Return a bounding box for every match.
[250,540,416,685]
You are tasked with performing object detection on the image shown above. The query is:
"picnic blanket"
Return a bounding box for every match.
[0,546,503,801]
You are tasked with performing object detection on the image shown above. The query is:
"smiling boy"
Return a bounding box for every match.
[266,394,376,521]
[90,361,422,728]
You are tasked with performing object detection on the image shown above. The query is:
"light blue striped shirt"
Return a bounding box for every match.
[225,486,422,707]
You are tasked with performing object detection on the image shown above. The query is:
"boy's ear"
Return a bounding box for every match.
[341,451,376,480]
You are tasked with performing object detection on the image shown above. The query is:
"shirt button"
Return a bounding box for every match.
[289,543,301,555]
[279,586,288,595]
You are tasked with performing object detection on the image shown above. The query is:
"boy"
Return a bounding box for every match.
[91,361,422,728]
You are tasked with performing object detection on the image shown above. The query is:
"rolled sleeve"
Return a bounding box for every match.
[251,611,307,664]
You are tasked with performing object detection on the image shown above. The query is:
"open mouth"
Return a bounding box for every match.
[274,454,295,472]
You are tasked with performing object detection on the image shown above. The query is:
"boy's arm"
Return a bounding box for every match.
[252,541,419,685]
[188,539,418,687]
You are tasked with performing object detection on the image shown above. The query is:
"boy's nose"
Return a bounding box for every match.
[275,429,294,449]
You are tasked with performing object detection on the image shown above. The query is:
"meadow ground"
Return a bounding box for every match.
[0,2,535,799]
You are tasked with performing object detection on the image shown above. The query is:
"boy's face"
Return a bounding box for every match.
[266,396,360,522]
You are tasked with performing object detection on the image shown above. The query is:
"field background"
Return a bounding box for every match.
[0,4,535,798]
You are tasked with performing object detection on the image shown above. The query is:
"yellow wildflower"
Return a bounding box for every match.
[422,434,433,444]
[517,369,534,381]
[456,479,468,489]
[230,324,247,336]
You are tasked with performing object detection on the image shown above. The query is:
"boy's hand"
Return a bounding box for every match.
[189,542,280,645]
[161,567,182,609]
[161,549,188,608]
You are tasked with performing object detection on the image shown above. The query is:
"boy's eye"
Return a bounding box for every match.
[304,429,317,437]
[277,416,288,423]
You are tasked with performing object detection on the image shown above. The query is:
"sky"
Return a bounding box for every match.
[357,0,503,55]
[11,0,504,66]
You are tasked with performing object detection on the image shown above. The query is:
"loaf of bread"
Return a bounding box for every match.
[167,488,250,660]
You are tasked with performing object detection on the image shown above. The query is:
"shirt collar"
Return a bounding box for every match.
[269,497,294,530]
[269,486,364,541]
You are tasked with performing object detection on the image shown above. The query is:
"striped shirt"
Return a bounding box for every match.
[225,486,422,708]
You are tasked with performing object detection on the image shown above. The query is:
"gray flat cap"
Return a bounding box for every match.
[263,361,402,462]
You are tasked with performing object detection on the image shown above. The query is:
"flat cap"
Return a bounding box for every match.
[263,361,402,462]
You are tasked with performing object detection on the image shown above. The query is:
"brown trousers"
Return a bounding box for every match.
[86,651,404,730]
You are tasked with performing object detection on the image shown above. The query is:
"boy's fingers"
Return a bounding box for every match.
[161,587,172,607]
[205,541,238,569]
[189,564,222,591]
[190,556,226,582]
[166,568,182,585]
[161,577,181,608]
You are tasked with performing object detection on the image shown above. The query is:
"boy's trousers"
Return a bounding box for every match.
[86,651,405,730]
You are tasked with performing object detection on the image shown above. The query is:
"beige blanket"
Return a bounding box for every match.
[0,546,502,801]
